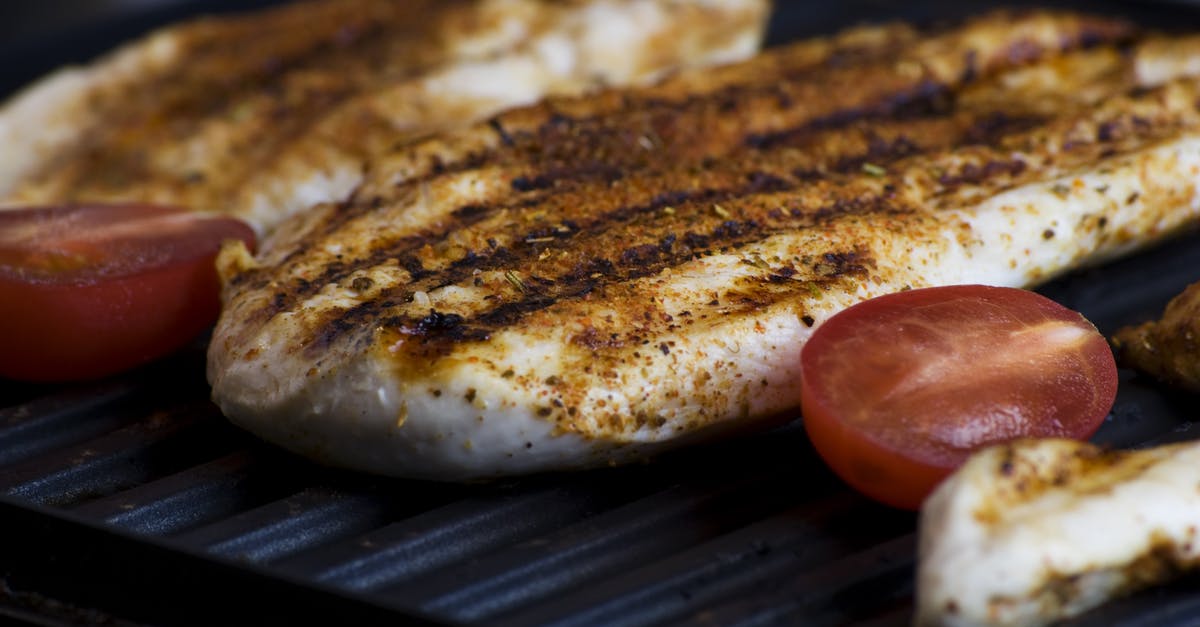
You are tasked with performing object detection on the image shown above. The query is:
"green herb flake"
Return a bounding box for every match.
[504,270,526,292]
[862,162,887,177]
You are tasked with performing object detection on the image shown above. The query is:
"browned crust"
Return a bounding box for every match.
[223,9,1155,364]
[1112,280,1200,391]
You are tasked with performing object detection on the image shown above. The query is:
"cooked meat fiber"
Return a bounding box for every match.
[1112,280,1200,391]
[0,0,770,234]
[211,10,1200,479]
[917,438,1200,627]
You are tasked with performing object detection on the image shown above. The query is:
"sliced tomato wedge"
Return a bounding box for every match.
[799,284,1118,510]
[0,204,255,382]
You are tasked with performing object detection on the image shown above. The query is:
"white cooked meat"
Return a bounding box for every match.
[0,0,770,235]
[209,10,1200,480]
[916,438,1200,627]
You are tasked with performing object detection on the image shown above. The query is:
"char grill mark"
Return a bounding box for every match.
[31,0,443,198]
[254,67,1118,324]
[296,77,1200,359]
[351,11,1135,194]
[241,11,1148,350]
[269,11,1133,253]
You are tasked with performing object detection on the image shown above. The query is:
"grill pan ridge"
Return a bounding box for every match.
[4,1,1200,625]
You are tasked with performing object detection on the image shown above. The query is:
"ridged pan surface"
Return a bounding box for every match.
[3,1,1200,626]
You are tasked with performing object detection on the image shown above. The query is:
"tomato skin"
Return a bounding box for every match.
[0,204,255,382]
[799,285,1118,511]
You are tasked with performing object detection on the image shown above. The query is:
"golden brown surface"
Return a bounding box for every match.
[1112,280,1200,391]
[205,8,1200,480]
[0,0,770,232]
[225,8,1146,371]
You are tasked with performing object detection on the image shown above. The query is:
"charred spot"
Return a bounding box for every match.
[716,94,739,114]
[394,254,424,278]
[452,203,490,220]
[488,246,518,267]
[567,257,615,281]
[651,189,693,209]
[811,250,871,279]
[886,80,954,119]
[511,174,554,192]
[683,231,710,250]
[711,219,758,239]
[801,315,816,327]
[937,158,1027,188]
[416,310,466,335]
[476,295,557,329]
[964,112,1045,145]
[620,243,662,267]
[770,266,798,283]
[658,234,678,254]
[870,134,920,160]
[745,171,792,193]
[1096,120,1120,142]
[744,132,776,150]
[488,118,515,146]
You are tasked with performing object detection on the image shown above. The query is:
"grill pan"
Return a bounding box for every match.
[4,1,1200,625]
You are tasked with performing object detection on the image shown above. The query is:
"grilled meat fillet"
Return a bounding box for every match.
[0,0,769,234]
[916,438,1200,627]
[1112,280,1200,391]
[210,10,1200,479]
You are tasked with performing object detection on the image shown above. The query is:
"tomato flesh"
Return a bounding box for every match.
[0,204,255,382]
[799,285,1118,510]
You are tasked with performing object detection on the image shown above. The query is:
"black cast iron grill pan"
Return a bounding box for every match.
[3,1,1200,625]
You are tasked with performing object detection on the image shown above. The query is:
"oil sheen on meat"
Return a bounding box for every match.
[210,10,1200,479]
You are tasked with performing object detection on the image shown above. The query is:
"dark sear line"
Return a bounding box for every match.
[292,34,954,243]
[232,11,1149,351]
[31,0,455,196]
[332,9,1134,211]
[252,39,1139,325]
[297,76,1200,360]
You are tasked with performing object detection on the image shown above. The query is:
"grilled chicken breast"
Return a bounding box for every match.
[916,438,1200,627]
[210,10,1200,480]
[0,0,769,234]
[1112,280,1200,391]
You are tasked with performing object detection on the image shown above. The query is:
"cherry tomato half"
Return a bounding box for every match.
[799,284,1118,510]
[0,204,255,382]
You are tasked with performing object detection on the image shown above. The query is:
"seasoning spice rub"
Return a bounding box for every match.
[209,9,1200,479]
[0,0,771,234]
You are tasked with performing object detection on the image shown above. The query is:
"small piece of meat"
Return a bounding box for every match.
[0,0,770,234]
[916,438,1200,627]
[1111,280,1200,392]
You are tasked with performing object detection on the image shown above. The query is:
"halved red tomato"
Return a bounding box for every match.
[0,204,255,382]
[799,284,1118,510]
